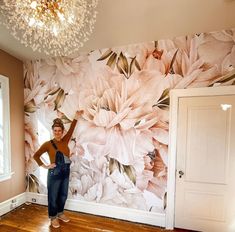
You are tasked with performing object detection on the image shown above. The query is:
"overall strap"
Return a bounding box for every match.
[50,140,58,151]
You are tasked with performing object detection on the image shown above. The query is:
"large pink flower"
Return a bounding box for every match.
[63,66,170,165]
[60,64,171,209]
[142,31,235,89]
[197,29,235,74]
[37,56,89,93]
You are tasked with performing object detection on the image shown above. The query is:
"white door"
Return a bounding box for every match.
[175,95,235,232]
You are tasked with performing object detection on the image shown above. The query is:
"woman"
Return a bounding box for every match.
[33,110,83,228]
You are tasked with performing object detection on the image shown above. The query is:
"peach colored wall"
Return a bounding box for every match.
[0,49,24,203]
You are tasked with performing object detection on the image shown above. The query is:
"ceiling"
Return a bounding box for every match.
[0,0,235,61]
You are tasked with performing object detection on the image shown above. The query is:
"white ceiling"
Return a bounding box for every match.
[0,0,235,61]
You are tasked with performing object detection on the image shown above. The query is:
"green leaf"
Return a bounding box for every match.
[164,192,167,209]
[153,99,170,109]
[97,49,113,61]
[54,88,66,110]
[129,56,137,75]
[209,70,235,86]
[152,88,170,109]
[100,106,110,111]
[165,49,178,75]
[44,87,60,100]
[109,158,136,184]
[120,52,129,74]
[218,73,235,83]
[24,100,37,113]
[134,120,141,126]
[158,88,170,102]
[154,40,158,48]
[106,52,117,69]
[134,59,141,71]
[109,158,121,174]
[156,103,170,110]
[117,52,129,76]
[123,165,136,185]
[26,174,40,193]
[61,114,72,124]
[117,60,125,75]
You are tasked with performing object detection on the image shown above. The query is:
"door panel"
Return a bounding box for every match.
[175,95,235,232]
[186,105,230,184]
[184,190,226,221]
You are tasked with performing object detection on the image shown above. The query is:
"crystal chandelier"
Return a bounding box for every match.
[0,0,98,56]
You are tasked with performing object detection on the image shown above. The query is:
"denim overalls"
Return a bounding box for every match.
[47,140,71,219]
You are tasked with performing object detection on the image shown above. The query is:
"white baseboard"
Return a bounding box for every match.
[26,192,165,227]
[0,193,27,216]
[0,192,166,227]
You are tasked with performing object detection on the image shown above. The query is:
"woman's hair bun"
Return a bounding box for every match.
[52,118,64,130]
[53,118,63,124]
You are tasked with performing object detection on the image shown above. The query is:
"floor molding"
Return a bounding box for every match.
[0,193,26,216]
[26,192,165,227]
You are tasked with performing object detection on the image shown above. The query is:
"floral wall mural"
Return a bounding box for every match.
[24,28,235,213]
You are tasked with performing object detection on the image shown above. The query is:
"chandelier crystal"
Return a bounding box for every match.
[0,0,98,56]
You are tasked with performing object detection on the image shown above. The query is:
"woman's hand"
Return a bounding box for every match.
[42,163,56,169]
[74,110,84,120]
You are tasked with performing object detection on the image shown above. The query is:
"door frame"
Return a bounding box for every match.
[165,85,235,229]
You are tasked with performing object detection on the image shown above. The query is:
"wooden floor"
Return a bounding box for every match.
[0,204,192,232]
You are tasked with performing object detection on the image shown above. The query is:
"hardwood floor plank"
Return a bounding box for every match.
[0,204,192,232]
